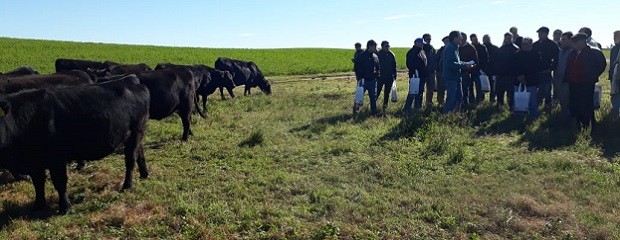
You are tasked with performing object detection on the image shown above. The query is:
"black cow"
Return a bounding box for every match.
[0,70,93,94]
[0,66,39,77]
[136,68,203,140]
[0,76,150,214]
[215,57,271,97]
[55,58,118,73]
[155,63,235,113]
[108,63,153,75]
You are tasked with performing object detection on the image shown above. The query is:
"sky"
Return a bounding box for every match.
[0,0,618,49]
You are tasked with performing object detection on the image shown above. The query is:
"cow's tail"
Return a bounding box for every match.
[194,93,206,118]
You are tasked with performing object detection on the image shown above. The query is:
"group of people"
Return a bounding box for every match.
[352,26,617,129]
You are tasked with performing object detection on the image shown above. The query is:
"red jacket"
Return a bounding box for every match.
[567,46,607,84]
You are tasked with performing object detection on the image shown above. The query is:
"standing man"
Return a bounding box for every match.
[533,26,560,112]
[404,38,429,112]
[471,33,489,102]
[442,31,475,113]
[609,31,620,118]
[483,34,500,103]
[510,26,523,47]
[459,32,479,106]
[515,37,542,119]
[579,27,603,50]
[554,31,574,120]
[436,36,450,106]
[553,29,563,45]
[352,42,363,63]
[567,33,607,129]
[376,40,397,111]
[495,32,520,110]
[353,40,381,115]
[423,34,438,107]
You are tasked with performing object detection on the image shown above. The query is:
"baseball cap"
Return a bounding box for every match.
[537,26,550,33]
[414,38,426,45]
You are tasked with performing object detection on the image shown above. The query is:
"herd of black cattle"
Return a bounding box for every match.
[0,57,272,214]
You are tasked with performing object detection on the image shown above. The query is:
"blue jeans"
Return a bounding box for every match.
[537,72,552,107]
[461,73,473,105]
[403,78,426,111]
[514,85,539,118]
[443,80,463,113]
[472,72,485,102]
[363,79,378,114]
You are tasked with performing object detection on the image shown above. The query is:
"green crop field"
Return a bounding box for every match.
[1,38,620,239]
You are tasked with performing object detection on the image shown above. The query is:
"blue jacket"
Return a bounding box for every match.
[441,43,467,82]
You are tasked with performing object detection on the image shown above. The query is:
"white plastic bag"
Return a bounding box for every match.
[354,79,365,106]
[513,83,530,112]
[594,82,602,109]
[479,70,490,92]
[409,70,420,95]
[390,80,398,102]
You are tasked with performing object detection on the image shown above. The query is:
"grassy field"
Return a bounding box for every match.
[1,39,620,239]
[0,37,411,76]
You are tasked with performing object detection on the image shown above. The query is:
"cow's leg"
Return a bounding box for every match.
[122,134,138,190]
[179,96,193,141]
[49,164,70,214]
[227,87,235,98]
[202,95,208,115]
[194,93,206,119]
[31,168,47,211]
[137,144,148,179]
[244,86,250,96]
[75,160,85,171]
[219,87,226,100]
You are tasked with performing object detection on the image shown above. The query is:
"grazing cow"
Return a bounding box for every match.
[215,57,271,96]
[108,63,153,75]
[0,70,93,94]
[55,58,118,73]
[0,66,39,77]
[0,76,150,214]
[136,68,203,140]
[155,63,235,113]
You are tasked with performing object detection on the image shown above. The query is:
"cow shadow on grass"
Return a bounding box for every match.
[0,200,55,229]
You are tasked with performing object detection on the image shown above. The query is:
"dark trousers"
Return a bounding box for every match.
[569,82,595,128]
[472,72,485,102]
[377,77,395,108]
[496,75,515,110]
[462,73,473,105]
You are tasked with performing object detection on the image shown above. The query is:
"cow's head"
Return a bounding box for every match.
[85,67,110,81]
[219,70,236,89]
[258,79,272,95]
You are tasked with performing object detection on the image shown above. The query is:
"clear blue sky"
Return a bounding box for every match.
[1,0,617,49]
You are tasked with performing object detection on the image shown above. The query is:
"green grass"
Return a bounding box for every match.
[1,38,620,239]
[0,37,409,76]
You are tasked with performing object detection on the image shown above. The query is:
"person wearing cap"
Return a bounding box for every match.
[442,31,476,113]
[608,31,620,118]
[353,40,381,115]
[553,31,574,120]
[567,33,607,129]
[553,29,563,45]
[470,33,489,102]
[435,36,450,106]
[403,38,429,112]
[579,27,603,50]
[459,32,479,106]
[483,34,500,103]
[376,40,397,111]
[514,37,543,119]
[533,26,560,112]
[495,32,519,110]
[422,34,438,107]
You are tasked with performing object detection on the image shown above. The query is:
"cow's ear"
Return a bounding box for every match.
[0,99,10,117]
